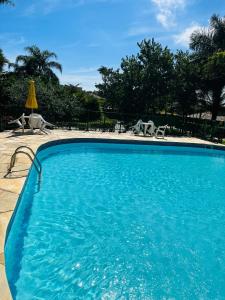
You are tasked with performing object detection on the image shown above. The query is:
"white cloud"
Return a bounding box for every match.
[74,67,99,73]
[128,26,154,37]
[173,23,202,47]
[59,42,80,50]
[23,3,36,16]
[87,42,101,48]
[151,0,186,28]
[59,68,101,91]
[24,0,119,16]
[43,0,62,14]
[0,33,25,47]
[24,0,80,16]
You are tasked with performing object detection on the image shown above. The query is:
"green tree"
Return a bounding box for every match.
[137,39,174,114]
[13,45,62,82]
[0,73,100,124]
[0,49,8,72]
[201,51,225,119]
[97,39,174,117]
[96,66,124,111]
[120,55,142,114]
[190,14,225,120]
[173,51,199,117]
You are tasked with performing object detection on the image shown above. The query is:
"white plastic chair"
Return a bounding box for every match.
[28,114,54,134]
[131,119,143,135]
[155,125,168,139]
[146,120,155,136]
[114,121,126,133]
[8,113,27,132]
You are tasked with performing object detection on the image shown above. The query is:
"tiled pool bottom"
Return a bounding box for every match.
[4,140,225,299]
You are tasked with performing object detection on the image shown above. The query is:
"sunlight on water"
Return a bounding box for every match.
[5,143,225,299]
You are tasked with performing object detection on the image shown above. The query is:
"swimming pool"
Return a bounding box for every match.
[5,141,225,299]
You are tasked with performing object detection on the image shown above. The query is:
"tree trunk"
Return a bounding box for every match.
[211,88,222,121]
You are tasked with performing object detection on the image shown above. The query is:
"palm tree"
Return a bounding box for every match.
[0,0,14,5]
[14,45,62,82]
[190,14,225,120]
[190,14,225,56]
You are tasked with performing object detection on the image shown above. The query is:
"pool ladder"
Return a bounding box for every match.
[5,146,42,184]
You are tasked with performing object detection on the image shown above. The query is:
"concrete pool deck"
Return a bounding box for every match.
[0,129,222,299]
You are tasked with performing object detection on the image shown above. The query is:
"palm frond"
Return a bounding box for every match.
[47,61,62,73]
[24,45,40,56]
[190,29,215,55]
[42,50,57,60]
[15,55,29,64]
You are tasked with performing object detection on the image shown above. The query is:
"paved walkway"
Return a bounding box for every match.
[0,129,219,299]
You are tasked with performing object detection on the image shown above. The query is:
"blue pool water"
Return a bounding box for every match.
[5,142,225,299]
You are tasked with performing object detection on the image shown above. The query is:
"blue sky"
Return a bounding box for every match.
[0,0,225,90]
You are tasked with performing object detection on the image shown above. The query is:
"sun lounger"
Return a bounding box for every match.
[146,120,155,136]
[131,119,144,135]
[8,113,27,132]
[155,125,168,139]
[114,121,126,133]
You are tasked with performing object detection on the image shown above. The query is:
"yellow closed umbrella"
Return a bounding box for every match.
[25,80,38,112]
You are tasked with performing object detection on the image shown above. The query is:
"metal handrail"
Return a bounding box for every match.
[5,146,42,184]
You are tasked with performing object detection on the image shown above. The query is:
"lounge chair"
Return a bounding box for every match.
[28,114,54,134]
[131,119,144,135]
[146,120,155,136]
[155,125,168,139]
[8,113,27,132]
[114,121,126,133]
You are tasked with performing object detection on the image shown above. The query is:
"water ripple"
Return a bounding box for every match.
[5,143,225,299]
